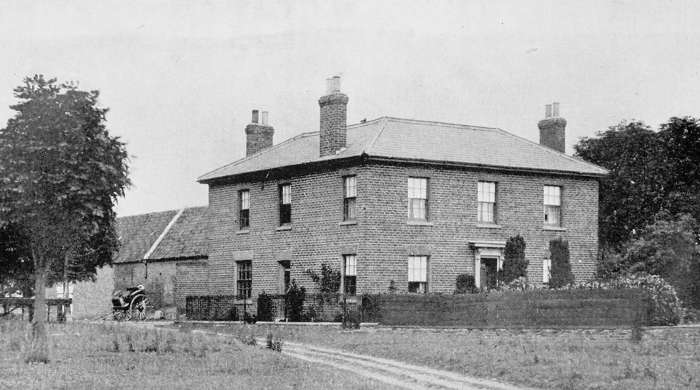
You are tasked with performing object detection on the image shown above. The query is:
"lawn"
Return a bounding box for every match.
[183,322,700,390]
[0,320,395,390]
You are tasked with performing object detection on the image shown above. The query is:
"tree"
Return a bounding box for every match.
[0,75,129,362]
[574,121,666,250]
[549,238,574,288]
[622,213,700,308]
[305,263,341,294]
[500,235,528,284]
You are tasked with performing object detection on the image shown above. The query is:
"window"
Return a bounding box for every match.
[408,177,429,220]
[543,186,562,226]
[236,261,252,299]
[343,255,357,295]
[279,184,291,225]
[408,256,428,293]
[239,190,250,229]
[279,261,291,293]
[343,176,357,221]
[542,258,552,284]
[477,181,496,223]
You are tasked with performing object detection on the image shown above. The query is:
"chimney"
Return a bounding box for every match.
[538,102,566,153]
[245,109,274,157]
[318,76,349,157]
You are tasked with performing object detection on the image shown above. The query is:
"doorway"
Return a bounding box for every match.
[480,257,499,289]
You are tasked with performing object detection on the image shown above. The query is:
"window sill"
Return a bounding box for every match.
[234,299,253,305]
[542,226,566,231]
[235,229,250,235]
[341,296,359,304]
[476,223,502,229]
[276,225,292,231]
[339,220,357,226]
[407,220,434,226]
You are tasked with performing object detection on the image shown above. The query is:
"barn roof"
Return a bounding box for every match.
[114,206,208,264]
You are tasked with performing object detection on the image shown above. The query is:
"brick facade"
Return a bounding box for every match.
[205,159,599,297]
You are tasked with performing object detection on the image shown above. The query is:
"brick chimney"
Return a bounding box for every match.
[319,76,349,157]
[538,102,566,153]
[245,109,274,157]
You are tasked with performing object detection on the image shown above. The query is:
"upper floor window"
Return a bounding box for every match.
[279,183,291,225]
[236,260,252,299]
[343,176,357,221]
[343,255,357,295]
[477,181,496,223]
[543,185,561,226]
[408,255,428,293]
[239,189,250,229]
[408,177,429,221]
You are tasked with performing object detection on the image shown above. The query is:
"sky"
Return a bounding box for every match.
[1,0,699,217]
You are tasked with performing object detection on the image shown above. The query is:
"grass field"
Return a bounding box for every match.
[0,320,395,390]
[185,322,700,390]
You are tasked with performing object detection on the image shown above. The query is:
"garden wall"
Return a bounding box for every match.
[365,288,650,327]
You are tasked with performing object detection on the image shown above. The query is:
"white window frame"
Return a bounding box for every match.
[408,177,429,221]
[342,255,357,295]
[542,258,552,284]
[477,181,496,223]
[408,256,429,293]
[543,185,562,227]
[343,176,357,221]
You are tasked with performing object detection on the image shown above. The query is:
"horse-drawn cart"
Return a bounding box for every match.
[111,285,148,321]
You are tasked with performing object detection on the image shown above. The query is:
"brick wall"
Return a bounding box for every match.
[175,260,208,313]
[206,160,599,299]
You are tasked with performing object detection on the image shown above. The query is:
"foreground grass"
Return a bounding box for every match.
[0,320,393,390]
[188,323,700,390]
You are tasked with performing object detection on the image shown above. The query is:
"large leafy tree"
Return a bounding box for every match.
[574,121,666,250]
[0,75,129,362]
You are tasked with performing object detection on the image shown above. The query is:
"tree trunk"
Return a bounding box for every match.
[26,258,49,363]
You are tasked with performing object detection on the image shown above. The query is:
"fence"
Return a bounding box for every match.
[185,295,254,321]
[0,297,73,322]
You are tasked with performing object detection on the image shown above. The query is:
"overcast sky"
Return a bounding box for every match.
[1,0,699,217]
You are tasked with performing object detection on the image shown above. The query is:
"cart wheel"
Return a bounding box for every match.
[130,296,148,321]
[113,310,126,321]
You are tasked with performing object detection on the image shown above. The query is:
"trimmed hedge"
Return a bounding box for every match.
[366,288,650,327]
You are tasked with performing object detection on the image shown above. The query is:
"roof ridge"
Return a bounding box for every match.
[143,208,185,260]
[118,206,207,220]
[364,117,389,155]
[197,132,317,181]
[489,127,608,174]
[379,116,500,131]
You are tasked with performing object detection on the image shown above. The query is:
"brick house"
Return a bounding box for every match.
[197,77,608,300]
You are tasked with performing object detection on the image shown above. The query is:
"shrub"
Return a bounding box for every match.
[285,279,306,322]
[549,238,575,288]
[455,274,477,294]
[573,273,684,325]
[501,235,528,284]
[257,291,274,322]
[305,264,341,294]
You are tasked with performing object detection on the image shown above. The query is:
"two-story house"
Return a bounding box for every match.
[198,76,607,299]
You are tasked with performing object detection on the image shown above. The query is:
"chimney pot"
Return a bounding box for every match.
[552,102,560,117]
[545,104,552,118]
[261,111,269,125]
[251,109,259,124]
[326,75,341,94]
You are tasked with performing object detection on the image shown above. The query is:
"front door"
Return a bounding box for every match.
[480,257,499,289]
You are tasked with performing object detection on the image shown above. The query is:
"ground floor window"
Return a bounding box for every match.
[408,256,428,293]
[542,258,552,284]
[236,260,252,299]
[343,255,357,295]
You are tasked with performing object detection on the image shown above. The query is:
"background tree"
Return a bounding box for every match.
[549,238,574,288]
[574,121,665,250]
[0,75,129,362]
[500,235,527,284]
[0,224,34,298]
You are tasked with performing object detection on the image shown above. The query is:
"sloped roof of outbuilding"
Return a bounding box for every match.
[198,117,608,183]
[114,207,208,264]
